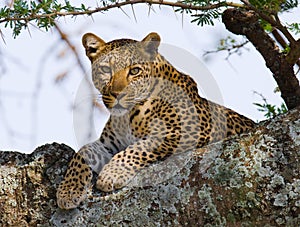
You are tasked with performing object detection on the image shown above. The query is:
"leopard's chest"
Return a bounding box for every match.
[127,99,158,139]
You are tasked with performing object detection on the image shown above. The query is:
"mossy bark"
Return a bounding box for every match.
[1,107,300,226]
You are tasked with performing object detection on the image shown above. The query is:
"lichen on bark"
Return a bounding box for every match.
[0,107,300,226]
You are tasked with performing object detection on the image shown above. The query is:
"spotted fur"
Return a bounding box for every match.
[56,32,255,209]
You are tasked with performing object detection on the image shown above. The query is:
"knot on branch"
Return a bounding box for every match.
[222,8,259,35]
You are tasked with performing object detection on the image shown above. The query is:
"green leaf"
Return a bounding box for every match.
[253,103,264,108]
[190,10,220,26]
[281,0,299,11]
[253,91,288,119]
[287,23,300,35]
[263,22,273,32]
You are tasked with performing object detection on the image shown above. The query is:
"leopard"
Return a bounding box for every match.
[56,32,255,209]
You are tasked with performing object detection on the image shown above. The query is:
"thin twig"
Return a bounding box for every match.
[203,40,249,60]
[34,0,88,78]
[53,23,87,76]
[53,22,97,142]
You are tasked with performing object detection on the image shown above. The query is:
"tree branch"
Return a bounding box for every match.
[0,0,243,24]
[222,8,300,109]
[286,39,300,65]
[1,107,300,225]
[53,23,87,76]
[271,29,300,67]
[240,0,296,46]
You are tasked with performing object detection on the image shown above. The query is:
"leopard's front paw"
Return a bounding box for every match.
[96,161,136,192]
[56,165,93,209]
[56,180,90,210]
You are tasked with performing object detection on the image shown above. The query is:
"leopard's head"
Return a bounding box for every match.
[82,32,161,115]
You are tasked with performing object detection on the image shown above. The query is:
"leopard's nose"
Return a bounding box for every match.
[110,91,120,98]
[111,91,126,99]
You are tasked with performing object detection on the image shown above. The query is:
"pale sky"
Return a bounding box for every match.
[0,2,299,153]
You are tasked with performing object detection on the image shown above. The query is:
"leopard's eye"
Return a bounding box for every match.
[100,66,111,74]
[129,67,141,76]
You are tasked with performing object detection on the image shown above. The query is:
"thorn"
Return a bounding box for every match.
[119,6,130,19]
[90,14,95,22]
[131,4,137,23]
[0,29,6,44]
[26,22,32,38]
[181,10,184,28]
[148,4,151,17]
[148,3,156,16]
[172,6,178,20]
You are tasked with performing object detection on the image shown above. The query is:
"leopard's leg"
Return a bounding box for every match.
[96,138,167,192]
[56,141,113,209]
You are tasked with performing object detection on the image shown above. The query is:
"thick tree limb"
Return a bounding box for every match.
[222,8,300,110]
[287,39,300,65]
[271,29,300,68]
[0,107,300,226]
[240,0,297,46]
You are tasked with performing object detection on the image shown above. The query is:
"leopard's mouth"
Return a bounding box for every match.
[110,103,128,116]
[102,93,125,109]
[113,103,126,110]
[103,95,131,116]
[103,100,126,111]
[103,90,140,114]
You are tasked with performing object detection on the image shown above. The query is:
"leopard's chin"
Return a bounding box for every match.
[109,104,129,116]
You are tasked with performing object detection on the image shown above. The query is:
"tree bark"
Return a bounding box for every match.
[1,107,300,226]
[222,8,300,110]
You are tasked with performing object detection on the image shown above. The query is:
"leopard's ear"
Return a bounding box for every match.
[82,33,106,62]
[141,32,161,57]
